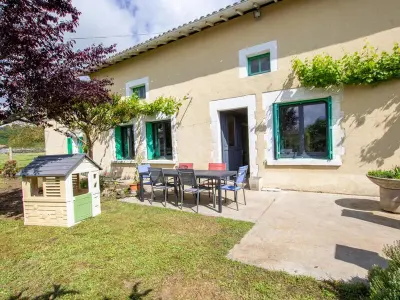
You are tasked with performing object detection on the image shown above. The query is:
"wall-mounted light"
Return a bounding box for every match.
[253,9,261,19]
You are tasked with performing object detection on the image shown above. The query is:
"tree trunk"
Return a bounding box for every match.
[86,134,94,159]
[88,145,94,159]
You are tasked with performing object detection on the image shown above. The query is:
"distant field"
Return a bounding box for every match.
[0,153,44,169]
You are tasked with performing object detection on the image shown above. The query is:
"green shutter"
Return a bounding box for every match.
[67,137,73,154]
[146,123,154,160]
[273,103,281,160]
[327,97,333,160]
[115,126,123,160]
[77,136,84,154]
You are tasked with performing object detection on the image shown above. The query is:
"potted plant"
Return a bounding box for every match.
[129,154,144,194]
[367,166,400,213]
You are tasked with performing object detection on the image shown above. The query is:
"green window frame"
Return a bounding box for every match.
[114,125,135,160]
[146,120,172,160]
[247,53,271,76]
[131,85,146,99]
[273,97,333,160]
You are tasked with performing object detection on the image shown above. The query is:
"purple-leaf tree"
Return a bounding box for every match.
[0,0,116,125]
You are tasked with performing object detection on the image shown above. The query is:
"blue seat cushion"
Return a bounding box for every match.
[220,184,242,191]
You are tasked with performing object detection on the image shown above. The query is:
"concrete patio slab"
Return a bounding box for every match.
[228,191,400,280]
[121,188,277,222]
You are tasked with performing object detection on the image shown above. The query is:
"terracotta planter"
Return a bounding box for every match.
[129,183,139,193]
[367,175,400,214]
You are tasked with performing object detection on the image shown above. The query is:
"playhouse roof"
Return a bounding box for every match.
[19,154,102,177]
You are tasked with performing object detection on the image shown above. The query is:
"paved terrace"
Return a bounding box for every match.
[122,189,400,280]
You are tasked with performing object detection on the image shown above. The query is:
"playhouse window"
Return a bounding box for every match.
[28,177,61,197]
[29,177,44,197]
[72,173,89,197]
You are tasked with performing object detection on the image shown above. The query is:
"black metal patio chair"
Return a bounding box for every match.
[177,169,214,213]
[149,168,176,207]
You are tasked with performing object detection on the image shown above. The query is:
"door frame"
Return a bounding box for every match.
[209,95,258,177]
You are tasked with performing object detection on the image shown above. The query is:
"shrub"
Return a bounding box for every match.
[292,43,400,88]
[99,175,106,190]
[369,240,400,300]
[2,160,17,177]
[80,178,88,189]
[368,166,400,179]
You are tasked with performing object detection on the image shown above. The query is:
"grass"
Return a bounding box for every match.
[0,200,369,300]
[0,153,44,169]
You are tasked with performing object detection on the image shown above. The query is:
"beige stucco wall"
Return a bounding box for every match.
[45,0,400,195]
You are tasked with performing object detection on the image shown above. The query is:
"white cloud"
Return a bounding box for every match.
[69,0,236,52]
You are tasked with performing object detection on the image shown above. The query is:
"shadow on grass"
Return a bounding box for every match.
[8,284,79,300]
[0,186,23,219]
[323,278,370,300]
[103,282,153,300]
[9,282,153,300]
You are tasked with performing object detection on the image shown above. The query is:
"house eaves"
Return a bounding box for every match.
[89,0,280,73]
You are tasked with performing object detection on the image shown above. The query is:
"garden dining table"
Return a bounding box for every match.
[139,169,237,213]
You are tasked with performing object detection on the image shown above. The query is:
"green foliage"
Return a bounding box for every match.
[0,125,44,148]
[58,93,183,157]
[369,240,400,300]
[292,43,400,88]
[368,166,400,179]
[0,125,14,145]
[80,178,88,189]
[2,160,17,177]
[8,125,45,148]
[99,175,106,190]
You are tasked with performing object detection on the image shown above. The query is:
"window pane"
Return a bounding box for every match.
[132,85,146,99]
[121,127,127,158]
[121,126,134,159]
[151,121,173,159]
[157,123,165,157]
[250,59,259,74]
[304,102,327,156]
[165,122,172,157]
[227,116,235,147]
[279,106,300,157]
[260,55,270,72]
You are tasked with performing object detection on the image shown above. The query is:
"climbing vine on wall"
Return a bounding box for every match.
[292,43,400,88]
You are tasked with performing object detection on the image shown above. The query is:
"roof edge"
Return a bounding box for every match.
[88,0,279,73]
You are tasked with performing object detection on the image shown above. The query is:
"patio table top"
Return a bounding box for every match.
[159,169,237,179]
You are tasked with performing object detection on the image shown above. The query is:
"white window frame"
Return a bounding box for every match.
[239,40,278,78]
[138,113,178,164]
[262,87,344,166]
[112,114,178,165]
[125,77,149,99]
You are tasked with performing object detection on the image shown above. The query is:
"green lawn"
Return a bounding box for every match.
[0,200,369,299]
[0,153,44,169]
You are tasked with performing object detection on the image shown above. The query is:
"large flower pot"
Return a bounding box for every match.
[367,175,400,214]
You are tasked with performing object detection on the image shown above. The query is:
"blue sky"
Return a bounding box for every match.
[69,0,237,52]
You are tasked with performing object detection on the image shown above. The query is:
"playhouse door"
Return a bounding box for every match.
[74,193,92,223]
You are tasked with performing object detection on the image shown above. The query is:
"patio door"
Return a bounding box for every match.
[220,111,245,171]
